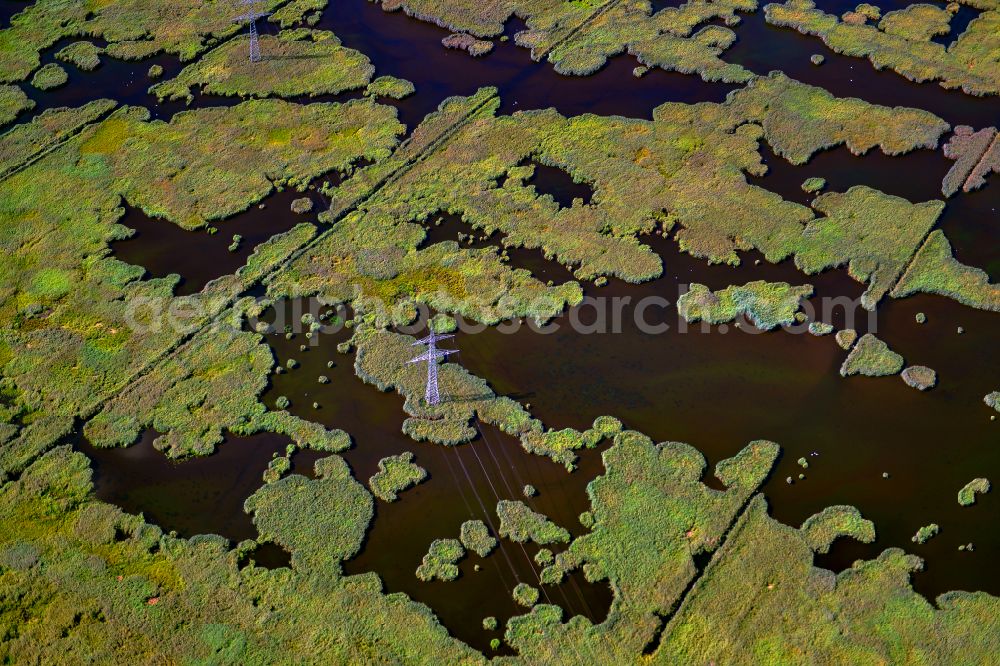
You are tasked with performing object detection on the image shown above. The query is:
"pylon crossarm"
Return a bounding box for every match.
[408,349,456,364]
[412,333,455,346]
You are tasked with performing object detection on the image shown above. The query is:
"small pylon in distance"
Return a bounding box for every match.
[232,0,270,63]
[408,329,457,406]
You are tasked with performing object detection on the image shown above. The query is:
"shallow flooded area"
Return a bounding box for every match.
[76,428,291,542]
[454,234,1000,600]
[109,187,324,295]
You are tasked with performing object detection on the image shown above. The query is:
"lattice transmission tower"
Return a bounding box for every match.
[233,0,270,63]
[408,330,457,406]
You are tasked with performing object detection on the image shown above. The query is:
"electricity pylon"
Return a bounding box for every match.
[233,0,270,63]
[408,330,457,406]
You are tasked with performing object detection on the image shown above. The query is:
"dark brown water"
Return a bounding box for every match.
[752,143,948,205]
[77,429,291,543]
[419,212,583,285]
[110,188,324,295]
[15,36,191,124]
[938,185,1000,282]
[522,160,594,208]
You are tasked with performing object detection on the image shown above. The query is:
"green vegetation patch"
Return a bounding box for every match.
[912,522,940,544]
[801,176,826,193]
[726,72,948,164]
[270,0,327,27]
[840,333,905,377]
[151,30,381,103]
[497,500,570,545]
[351,326,543,445]
[0,83,34,127]
[0,0,293,84]
[800,505,876,553]
[677,280,813,330]
[655,495,999,663]
[416,538,465,581]
[29,63,68,90]
[368,451,427,501]
[808,321,834,335]
[507,434,779,659]
[520,420,608,470]
[246,455,372,573]
[892,230,1000,312]
[55,41,103,71]
[901,365,937,391]
[797,186,943,309]
[365,75,416,99]
[941,126,1000,197]
[377,0,756,82]
[0,446,480,663]
[85,320,349,458]
[512,582,540,607]
[459,519,497,557]
[835,328,857,349]
[958,478,990,506]
[104,99,402,228]
[298,81,947,290]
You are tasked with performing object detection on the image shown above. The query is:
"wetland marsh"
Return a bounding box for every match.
[1,0,998,662]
